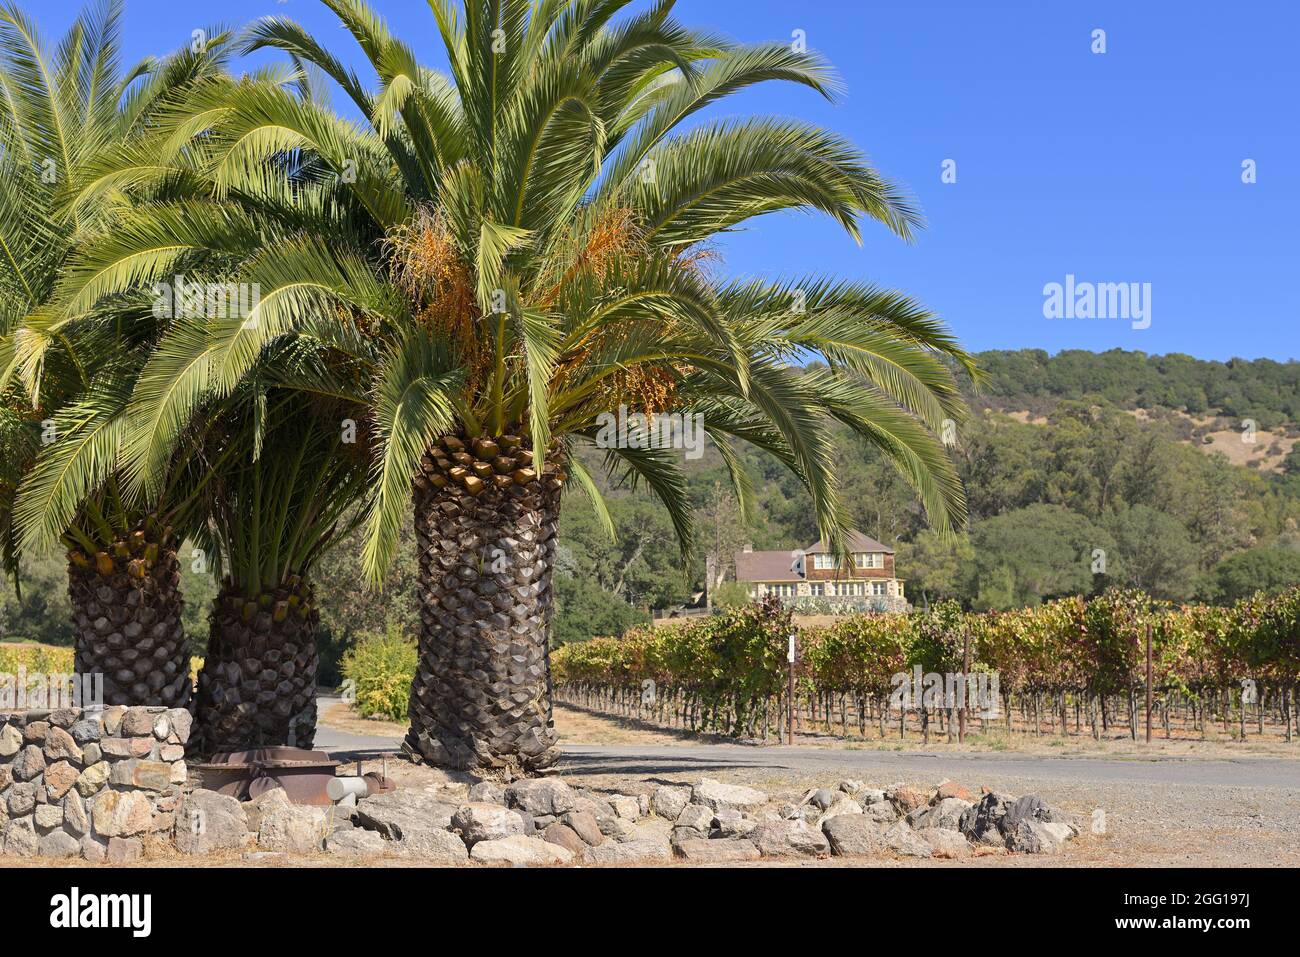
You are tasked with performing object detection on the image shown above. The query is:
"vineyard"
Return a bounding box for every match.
[552,588,1300,744]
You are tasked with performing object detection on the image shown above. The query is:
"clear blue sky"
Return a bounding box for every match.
[40,0,1300,362]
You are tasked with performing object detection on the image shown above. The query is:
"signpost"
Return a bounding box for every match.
[1145,623,1153,744]
[787,633,796,746]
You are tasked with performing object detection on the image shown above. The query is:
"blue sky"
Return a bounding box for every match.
[41,0,1300,361]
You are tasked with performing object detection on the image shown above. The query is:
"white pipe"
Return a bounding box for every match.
[327,776,370,802]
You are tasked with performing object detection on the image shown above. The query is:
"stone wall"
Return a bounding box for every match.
[0,705,191,862]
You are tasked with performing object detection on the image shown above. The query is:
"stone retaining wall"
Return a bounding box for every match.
[0,706,191,862]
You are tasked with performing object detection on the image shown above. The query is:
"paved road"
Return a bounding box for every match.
[314,711,1300,791]
[556,744,1300,789]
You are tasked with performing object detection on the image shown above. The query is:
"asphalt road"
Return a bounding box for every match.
[314,717,1300,790]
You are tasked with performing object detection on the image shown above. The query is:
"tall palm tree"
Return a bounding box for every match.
[45,0,978,775]
[189,388,371,754]
[0,0,233,706]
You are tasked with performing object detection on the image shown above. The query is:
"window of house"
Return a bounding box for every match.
[855,553,884,569]
[810,584,823,596]
[814,554,835,570]
[872,581,887,597]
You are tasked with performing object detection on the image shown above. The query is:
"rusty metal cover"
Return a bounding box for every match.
[194,747,341,805]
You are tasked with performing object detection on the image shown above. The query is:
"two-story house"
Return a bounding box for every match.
[733,531,905,609]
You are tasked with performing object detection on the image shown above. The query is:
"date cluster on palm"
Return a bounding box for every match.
[66,524,190,708]
[193,578,319,755]
[407,434,566,778]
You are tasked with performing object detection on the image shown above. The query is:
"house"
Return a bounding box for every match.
[733,531,907,611]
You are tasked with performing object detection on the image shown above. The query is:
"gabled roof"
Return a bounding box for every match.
[735,549,803,583]
[805,530,894,555]
[734,531,894,583]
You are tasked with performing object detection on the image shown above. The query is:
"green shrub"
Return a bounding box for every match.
[340,623,417,721]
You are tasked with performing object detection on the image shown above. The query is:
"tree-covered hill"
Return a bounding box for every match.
[5,351,1298,653]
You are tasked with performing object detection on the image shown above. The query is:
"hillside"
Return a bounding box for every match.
[4,351,1298,653]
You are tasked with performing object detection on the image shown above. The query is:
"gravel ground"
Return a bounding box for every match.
[317,701,1300,867]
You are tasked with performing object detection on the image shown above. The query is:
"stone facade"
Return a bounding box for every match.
[0,706,190,861]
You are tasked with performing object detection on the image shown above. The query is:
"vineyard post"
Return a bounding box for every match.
[787,632,796,746]
[959,629,970,744]
[1145,623,1153,745]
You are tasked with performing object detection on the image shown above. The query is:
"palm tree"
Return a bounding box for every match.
[189,388,371,753]
[0,0,233,706]
[46,0,978,775]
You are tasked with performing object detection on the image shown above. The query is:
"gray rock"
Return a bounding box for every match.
[921,828,972,859]
[1001,795,1047,832]
[632,818,673,843]
[675,838,760,862]
[810,788,836,810]
[505,779,576,817]
[822,815,887,857]
[258,803,328,855]
[601,817,640,842]
[713,807,758,838]
[911,797,972,830]
[4,817,38,856]
[816,795,863,826]
[174,789,249,854]
[39,830,82,859]
[857,788,887,806]
[69,719,103,745]
[470,834,573,865]
[34,804,63,831]
[651,785,692,820]
[750,819,830,857]
[243,786,290,833]
[671,825,710,848]
[692,779,767,811]
[382,826,469,862]
[62,792,88,836]
[355,790,457,840]
[12,744,45,781]
[451,803,526,846]
[608,794,641,820]
[326,826,389,857]
[675,803,715,832]
[1005,819,1072,854]
[468,781,506,805]
[883,822,932,858]
[7,781,37,816]
[959,791,1013,846]
[584,839,672,865]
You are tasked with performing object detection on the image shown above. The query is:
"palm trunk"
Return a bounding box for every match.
[193,579,319,754]
[405,434,562,778]
[66,525,190,708]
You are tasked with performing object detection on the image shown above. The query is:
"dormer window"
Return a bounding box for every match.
[813,554,835,570]
[855,553,883,569]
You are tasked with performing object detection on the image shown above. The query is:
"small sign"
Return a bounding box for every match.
[787,635,796,664]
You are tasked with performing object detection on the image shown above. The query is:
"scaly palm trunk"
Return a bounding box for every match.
[66,525,191,708]
[405,434,563,777]
[193,578,319,754]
